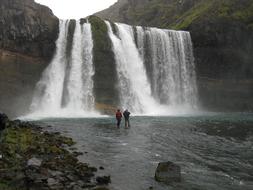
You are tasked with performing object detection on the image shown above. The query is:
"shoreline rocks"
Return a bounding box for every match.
[0,113,111,190]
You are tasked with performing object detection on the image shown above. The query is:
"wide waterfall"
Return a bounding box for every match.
[106,22,198,115]
[29,20,98,118]
[26,18,198,118]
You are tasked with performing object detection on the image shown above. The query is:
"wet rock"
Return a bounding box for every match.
[99,166,105,170]
[0,113,109,190]
[73,151,84,157]
[47,178,58,186]
[155,161,181,183]
[27,157,42,167]
[96,176,111,185]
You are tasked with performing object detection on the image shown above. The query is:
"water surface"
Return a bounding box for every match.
[35,113,253,190]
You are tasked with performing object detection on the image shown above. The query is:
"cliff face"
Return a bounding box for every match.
[0,0,59,117]
[96,0,253,111]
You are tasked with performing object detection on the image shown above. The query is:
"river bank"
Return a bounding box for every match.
[0,113,110,190]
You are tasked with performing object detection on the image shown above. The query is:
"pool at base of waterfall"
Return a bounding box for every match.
[34,113,253,190]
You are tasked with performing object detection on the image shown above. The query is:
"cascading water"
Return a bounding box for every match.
[140,27,198,108]
[30,20,69,113]
[107,21,198,115]
[27,18,198,118]
[106,21,162,114]
[29,20,98,118]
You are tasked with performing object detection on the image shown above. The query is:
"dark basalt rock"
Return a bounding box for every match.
[96,176,111,185]
[0,0,59,117]
[155,161,181,184]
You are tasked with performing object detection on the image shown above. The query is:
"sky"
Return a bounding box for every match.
[35,0,117,19]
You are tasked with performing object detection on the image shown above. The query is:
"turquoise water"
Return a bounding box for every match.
[35,113,253,190]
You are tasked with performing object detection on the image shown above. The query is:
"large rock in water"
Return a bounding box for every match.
[155,161,181,183]
[0,0,59,117]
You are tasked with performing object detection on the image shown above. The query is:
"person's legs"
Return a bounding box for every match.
[125,118,127,128]
[125,119,130,128]
[117,119,121,128]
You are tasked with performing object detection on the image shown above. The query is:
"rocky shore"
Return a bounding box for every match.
[0,113,110,190]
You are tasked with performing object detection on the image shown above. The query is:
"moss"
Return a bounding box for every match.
[232,2,253,25]
[0,182,15,190]
[171,1,213,30]
[89,16,120,107]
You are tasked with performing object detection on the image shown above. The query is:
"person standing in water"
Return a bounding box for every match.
[115,109,123,128]
[123,109,131,128]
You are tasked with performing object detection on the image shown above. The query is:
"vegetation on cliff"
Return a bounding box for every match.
[96,0,253,31]
[89,16,119,108]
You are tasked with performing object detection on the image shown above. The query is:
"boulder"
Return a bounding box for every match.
[155,161,181,183]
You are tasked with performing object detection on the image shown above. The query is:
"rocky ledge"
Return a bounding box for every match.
[0,113,110,190]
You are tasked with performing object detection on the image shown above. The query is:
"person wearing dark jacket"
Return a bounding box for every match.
[123,109,131,128]
[115,109,123,128]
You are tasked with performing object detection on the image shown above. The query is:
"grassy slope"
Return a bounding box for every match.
[102,0,253,31]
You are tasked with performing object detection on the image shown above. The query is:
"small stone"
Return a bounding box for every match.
[27,157,42,167]
[99,166,104,170]
[96,176,111,185]
[47,178,58,186]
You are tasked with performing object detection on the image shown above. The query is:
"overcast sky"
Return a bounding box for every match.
[35,0,117,19]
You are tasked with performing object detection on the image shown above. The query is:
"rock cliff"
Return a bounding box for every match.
[0,0,59,117]
[96,0,253,111]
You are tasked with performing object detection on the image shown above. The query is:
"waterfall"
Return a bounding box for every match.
[29,20,97,118]
[106,21,163,114]
[141,28,198,108]
[107,21,198,114]
[27,19,198,118]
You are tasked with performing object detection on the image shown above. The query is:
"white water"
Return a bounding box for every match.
[106,22,165,114]
[26,20,198,118]
[28,20,99,118]
[107,22,198,115]
[143,28,198,107]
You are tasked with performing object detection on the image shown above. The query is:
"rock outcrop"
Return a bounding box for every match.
[96,0,253,112]
[0,0,59,117]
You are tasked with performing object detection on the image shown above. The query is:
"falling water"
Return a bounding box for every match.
[28,19,198,118]
[30,20,69,113]
[106,22,163,114]
[29,20,97,118]
[141,28,198,107]
[107,21,198,114]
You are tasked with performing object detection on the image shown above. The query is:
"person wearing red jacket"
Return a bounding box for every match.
[115,109,123,128]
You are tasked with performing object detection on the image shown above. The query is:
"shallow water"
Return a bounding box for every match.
[34,113,253,190]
